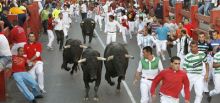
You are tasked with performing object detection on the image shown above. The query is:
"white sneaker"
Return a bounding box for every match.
[40,89,47,94]
[162,56,166,61]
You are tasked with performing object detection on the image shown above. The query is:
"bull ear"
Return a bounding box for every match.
[64,45,71,49]
[107,55,114,61]
[79,45,88,49]
[78,58,86,63]
[97,57,106,61]
[125,54,134,59]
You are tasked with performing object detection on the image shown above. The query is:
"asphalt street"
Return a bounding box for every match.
[1,16,220,103]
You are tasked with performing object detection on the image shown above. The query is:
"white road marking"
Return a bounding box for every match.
[94,30,137,103]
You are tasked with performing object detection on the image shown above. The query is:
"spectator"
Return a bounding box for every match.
[12,47,43,103]
[0,10,13,30]
[9,19,27,55]
[9,3,27,26]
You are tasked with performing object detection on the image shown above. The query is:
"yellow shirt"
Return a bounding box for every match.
[0,3,2,13]
[52,8,61,19]
[9,7,25,14]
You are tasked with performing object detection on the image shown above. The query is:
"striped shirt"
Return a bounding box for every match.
[213,51,220,74]
[198,41,212,54]
[183,51,207,74]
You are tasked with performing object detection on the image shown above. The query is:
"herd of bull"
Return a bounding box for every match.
[61,19,134,101]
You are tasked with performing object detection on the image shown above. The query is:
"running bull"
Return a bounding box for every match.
[61,39,87,75]
[78,47,105,101]
[104,42,134,92]
[80,18,96,44]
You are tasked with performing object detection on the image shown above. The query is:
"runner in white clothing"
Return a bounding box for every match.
[105,15,121,45]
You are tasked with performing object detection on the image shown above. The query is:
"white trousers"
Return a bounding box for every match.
[185,74,204,103]
[202,55,214,92]
[177,53,185,69]
[11,42,26,55]
[160,94,179,103]
[128,21,135,33]
[106,32,116,45]
[95,15,103,29]
[120,26,128,44]
[28,61,44,90]
[63,25,69,37]
[156,40,167,54]
[140,78,152,103]
[47,30,54,48]
[209,74,220,96]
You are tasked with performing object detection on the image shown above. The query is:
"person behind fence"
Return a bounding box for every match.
[150,56,190,103]
[183,40,209,103]
[9,3,27,26]
[12,47,43,103]
[24,33,46,93]
[133,46,163,103]
[0,25,12,72]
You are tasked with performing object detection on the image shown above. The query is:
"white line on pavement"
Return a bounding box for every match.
[94,30,136,103]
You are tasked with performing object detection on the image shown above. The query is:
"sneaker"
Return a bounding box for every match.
[35,95,44,99]
[40,89,47,94]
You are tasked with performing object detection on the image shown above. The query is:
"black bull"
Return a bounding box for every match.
[104,42,134,91]
[61,39,87,75]
[78,47,105,101]
[80,18,96,44]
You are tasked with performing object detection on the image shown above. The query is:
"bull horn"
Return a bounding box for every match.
[81,21,84,23]
[91,21,95,24]
[64,45,71,49]
[125,54,134,59]
[79,45,88,49]
[78,58,86,63]
[107,55,114,61]
[97,57,106,61]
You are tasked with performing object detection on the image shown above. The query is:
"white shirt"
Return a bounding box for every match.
[138,21,145,32]
[54,18,64,30]
[62,9,71,25]
[105,20,121,33]
[81,3,87,13]
[138,35,156,48]
[164,22,178,32]
[137,57,163,79]
[173,35,192,55]
[70,3,80,11]
[0,35,12,56]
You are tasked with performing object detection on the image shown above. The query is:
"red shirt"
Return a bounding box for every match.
[12,55,27,73]
[23,42,42,61]
[9,26,27,44]
[47,18,54,30]
[184,23,192,37]
[150,68,190,101]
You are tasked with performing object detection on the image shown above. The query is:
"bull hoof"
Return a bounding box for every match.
[84,97,89,101]
[93,97,99,101]
[64,67,71,71]
[109,82,115,86]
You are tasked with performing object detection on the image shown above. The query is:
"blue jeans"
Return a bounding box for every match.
[13,72,41,101]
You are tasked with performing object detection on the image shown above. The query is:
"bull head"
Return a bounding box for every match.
[64,45,71,49]
[97,57,106,61]
[125,54,134,59]
[78,58,86,63]
[79,45,88,49]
